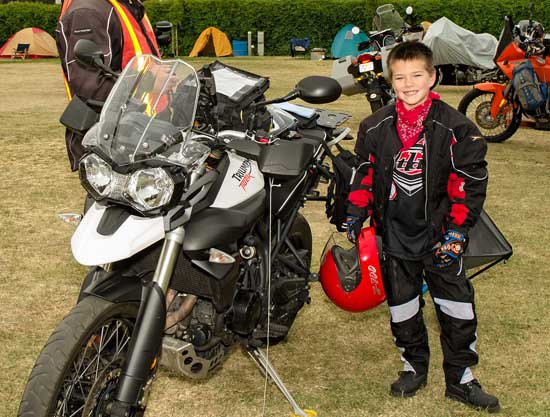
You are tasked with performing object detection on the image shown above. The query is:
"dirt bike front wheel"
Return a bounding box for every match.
[18,296,140,417]
[458,88,522,143]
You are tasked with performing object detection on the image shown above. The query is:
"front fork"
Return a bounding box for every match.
[365,77,390,113]
[111,227,185,416]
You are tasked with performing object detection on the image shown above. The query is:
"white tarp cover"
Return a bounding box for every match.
[422,17,498,69]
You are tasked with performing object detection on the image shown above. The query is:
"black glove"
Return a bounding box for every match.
[345,215,363,243]
[433,229,466,268]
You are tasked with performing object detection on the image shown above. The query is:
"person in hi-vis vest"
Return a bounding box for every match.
[56,0,160,171]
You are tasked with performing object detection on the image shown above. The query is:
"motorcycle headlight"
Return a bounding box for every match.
[81,154,112,197]
[127,168,174,211]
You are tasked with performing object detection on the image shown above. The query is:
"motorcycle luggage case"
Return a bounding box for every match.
[331,56,367,96]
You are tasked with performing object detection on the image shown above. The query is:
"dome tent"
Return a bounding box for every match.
[0,27,58,58]
[189,27,232,57]
[330,24,370,59]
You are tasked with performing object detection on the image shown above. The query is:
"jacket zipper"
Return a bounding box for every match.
[424,132,429,222]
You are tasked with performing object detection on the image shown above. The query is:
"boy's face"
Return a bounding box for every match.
[390,58,436,110]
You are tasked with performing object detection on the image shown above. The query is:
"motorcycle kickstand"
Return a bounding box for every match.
[246,345,317,417]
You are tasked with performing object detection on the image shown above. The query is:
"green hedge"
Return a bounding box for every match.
[1,0,549,56]
[144,0,550,56]
[0,2,59,45]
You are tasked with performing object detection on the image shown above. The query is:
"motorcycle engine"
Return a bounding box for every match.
[160,297,228,380]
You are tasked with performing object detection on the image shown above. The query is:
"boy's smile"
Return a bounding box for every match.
[391,58,436,110]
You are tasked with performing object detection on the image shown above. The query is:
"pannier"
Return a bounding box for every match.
[512,60,548,114]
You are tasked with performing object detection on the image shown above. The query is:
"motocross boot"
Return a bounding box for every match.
[445,379,500,413]
[390,371,427,397]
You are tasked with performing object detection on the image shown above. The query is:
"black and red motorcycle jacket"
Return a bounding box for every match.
[56,0,159,170]
[347,99,488,246]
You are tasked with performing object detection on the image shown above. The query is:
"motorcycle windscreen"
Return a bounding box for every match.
[463,209,513,270]
[494,15,515,64]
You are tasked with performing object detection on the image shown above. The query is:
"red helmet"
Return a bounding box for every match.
[319,227,385,312]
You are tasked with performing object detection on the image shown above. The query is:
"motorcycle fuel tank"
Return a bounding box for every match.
[71,202,165,265]
[210,152,265,209]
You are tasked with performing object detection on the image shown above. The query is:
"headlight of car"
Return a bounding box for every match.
[81,153,112,197]
[127,168,174,211]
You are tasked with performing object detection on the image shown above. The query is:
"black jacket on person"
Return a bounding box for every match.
[55,0,153,170]
[347,99,488,248]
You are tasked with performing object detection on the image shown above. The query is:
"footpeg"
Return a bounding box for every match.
[246,345,317,417]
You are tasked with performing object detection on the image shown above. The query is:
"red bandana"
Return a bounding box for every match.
[396,91,440,150]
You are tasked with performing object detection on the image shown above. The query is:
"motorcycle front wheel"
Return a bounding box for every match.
[18,296,140,417]
[458,88,522,143]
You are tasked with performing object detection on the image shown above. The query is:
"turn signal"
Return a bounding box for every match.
[209,248,236,264]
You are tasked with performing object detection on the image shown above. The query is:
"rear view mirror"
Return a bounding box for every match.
[74,39,119,77]
[74,39,105,68]
[295,76,342,104]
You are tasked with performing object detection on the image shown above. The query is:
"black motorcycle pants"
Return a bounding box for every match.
[382,254,479,385]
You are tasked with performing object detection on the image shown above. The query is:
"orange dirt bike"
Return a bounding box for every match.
[458,15,550,142]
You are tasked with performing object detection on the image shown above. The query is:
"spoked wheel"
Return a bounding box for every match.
[18,296,140,417]
[458,88,522,142]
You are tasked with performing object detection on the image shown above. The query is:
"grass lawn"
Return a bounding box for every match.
[0,57,549,417]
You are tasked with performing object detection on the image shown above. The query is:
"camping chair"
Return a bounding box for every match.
[11,43,30,59]
[290,38,310,57]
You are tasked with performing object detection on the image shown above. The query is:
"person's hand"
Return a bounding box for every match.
[345,215,363,243]
[433,229,466,268]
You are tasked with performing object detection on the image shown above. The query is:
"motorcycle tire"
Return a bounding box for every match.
[288,213,312,267]
[18,296,140,417]
[458,88,522,143]
[258,213,312,346]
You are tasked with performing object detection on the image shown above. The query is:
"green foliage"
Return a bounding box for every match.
[144,0,376,56]
[389,0,550,36]
[143,0,549,56]
[0,2,60,45]
[1,0,548,56]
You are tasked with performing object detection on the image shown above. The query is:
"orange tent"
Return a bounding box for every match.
[0,27,58,59]
[189,27,232,57]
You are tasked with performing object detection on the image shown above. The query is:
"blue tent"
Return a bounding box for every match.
[330,24,370,58]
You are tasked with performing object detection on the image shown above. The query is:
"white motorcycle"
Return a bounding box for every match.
[18,40,350,417]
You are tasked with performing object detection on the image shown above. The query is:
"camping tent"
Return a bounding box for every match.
[330,24,370,59]
[0,27,58,58]
[189,27,232,57]
[422,17,498,69]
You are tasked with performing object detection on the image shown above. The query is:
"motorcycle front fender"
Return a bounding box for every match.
[71,202,165,266]
[78,267,143,303]
[472,82,507,118]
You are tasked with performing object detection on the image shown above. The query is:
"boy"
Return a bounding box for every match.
[346,42,500,413]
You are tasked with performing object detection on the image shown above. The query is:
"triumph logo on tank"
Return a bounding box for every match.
[232,159,255,191]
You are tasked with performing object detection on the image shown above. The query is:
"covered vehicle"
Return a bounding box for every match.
[423,17,497,69]
[422,17,500,84]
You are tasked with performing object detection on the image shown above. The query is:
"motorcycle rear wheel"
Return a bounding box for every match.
[458,88,521,143]
[18,296,140,417]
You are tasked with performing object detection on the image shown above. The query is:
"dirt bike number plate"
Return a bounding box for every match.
[359,62,374,73]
